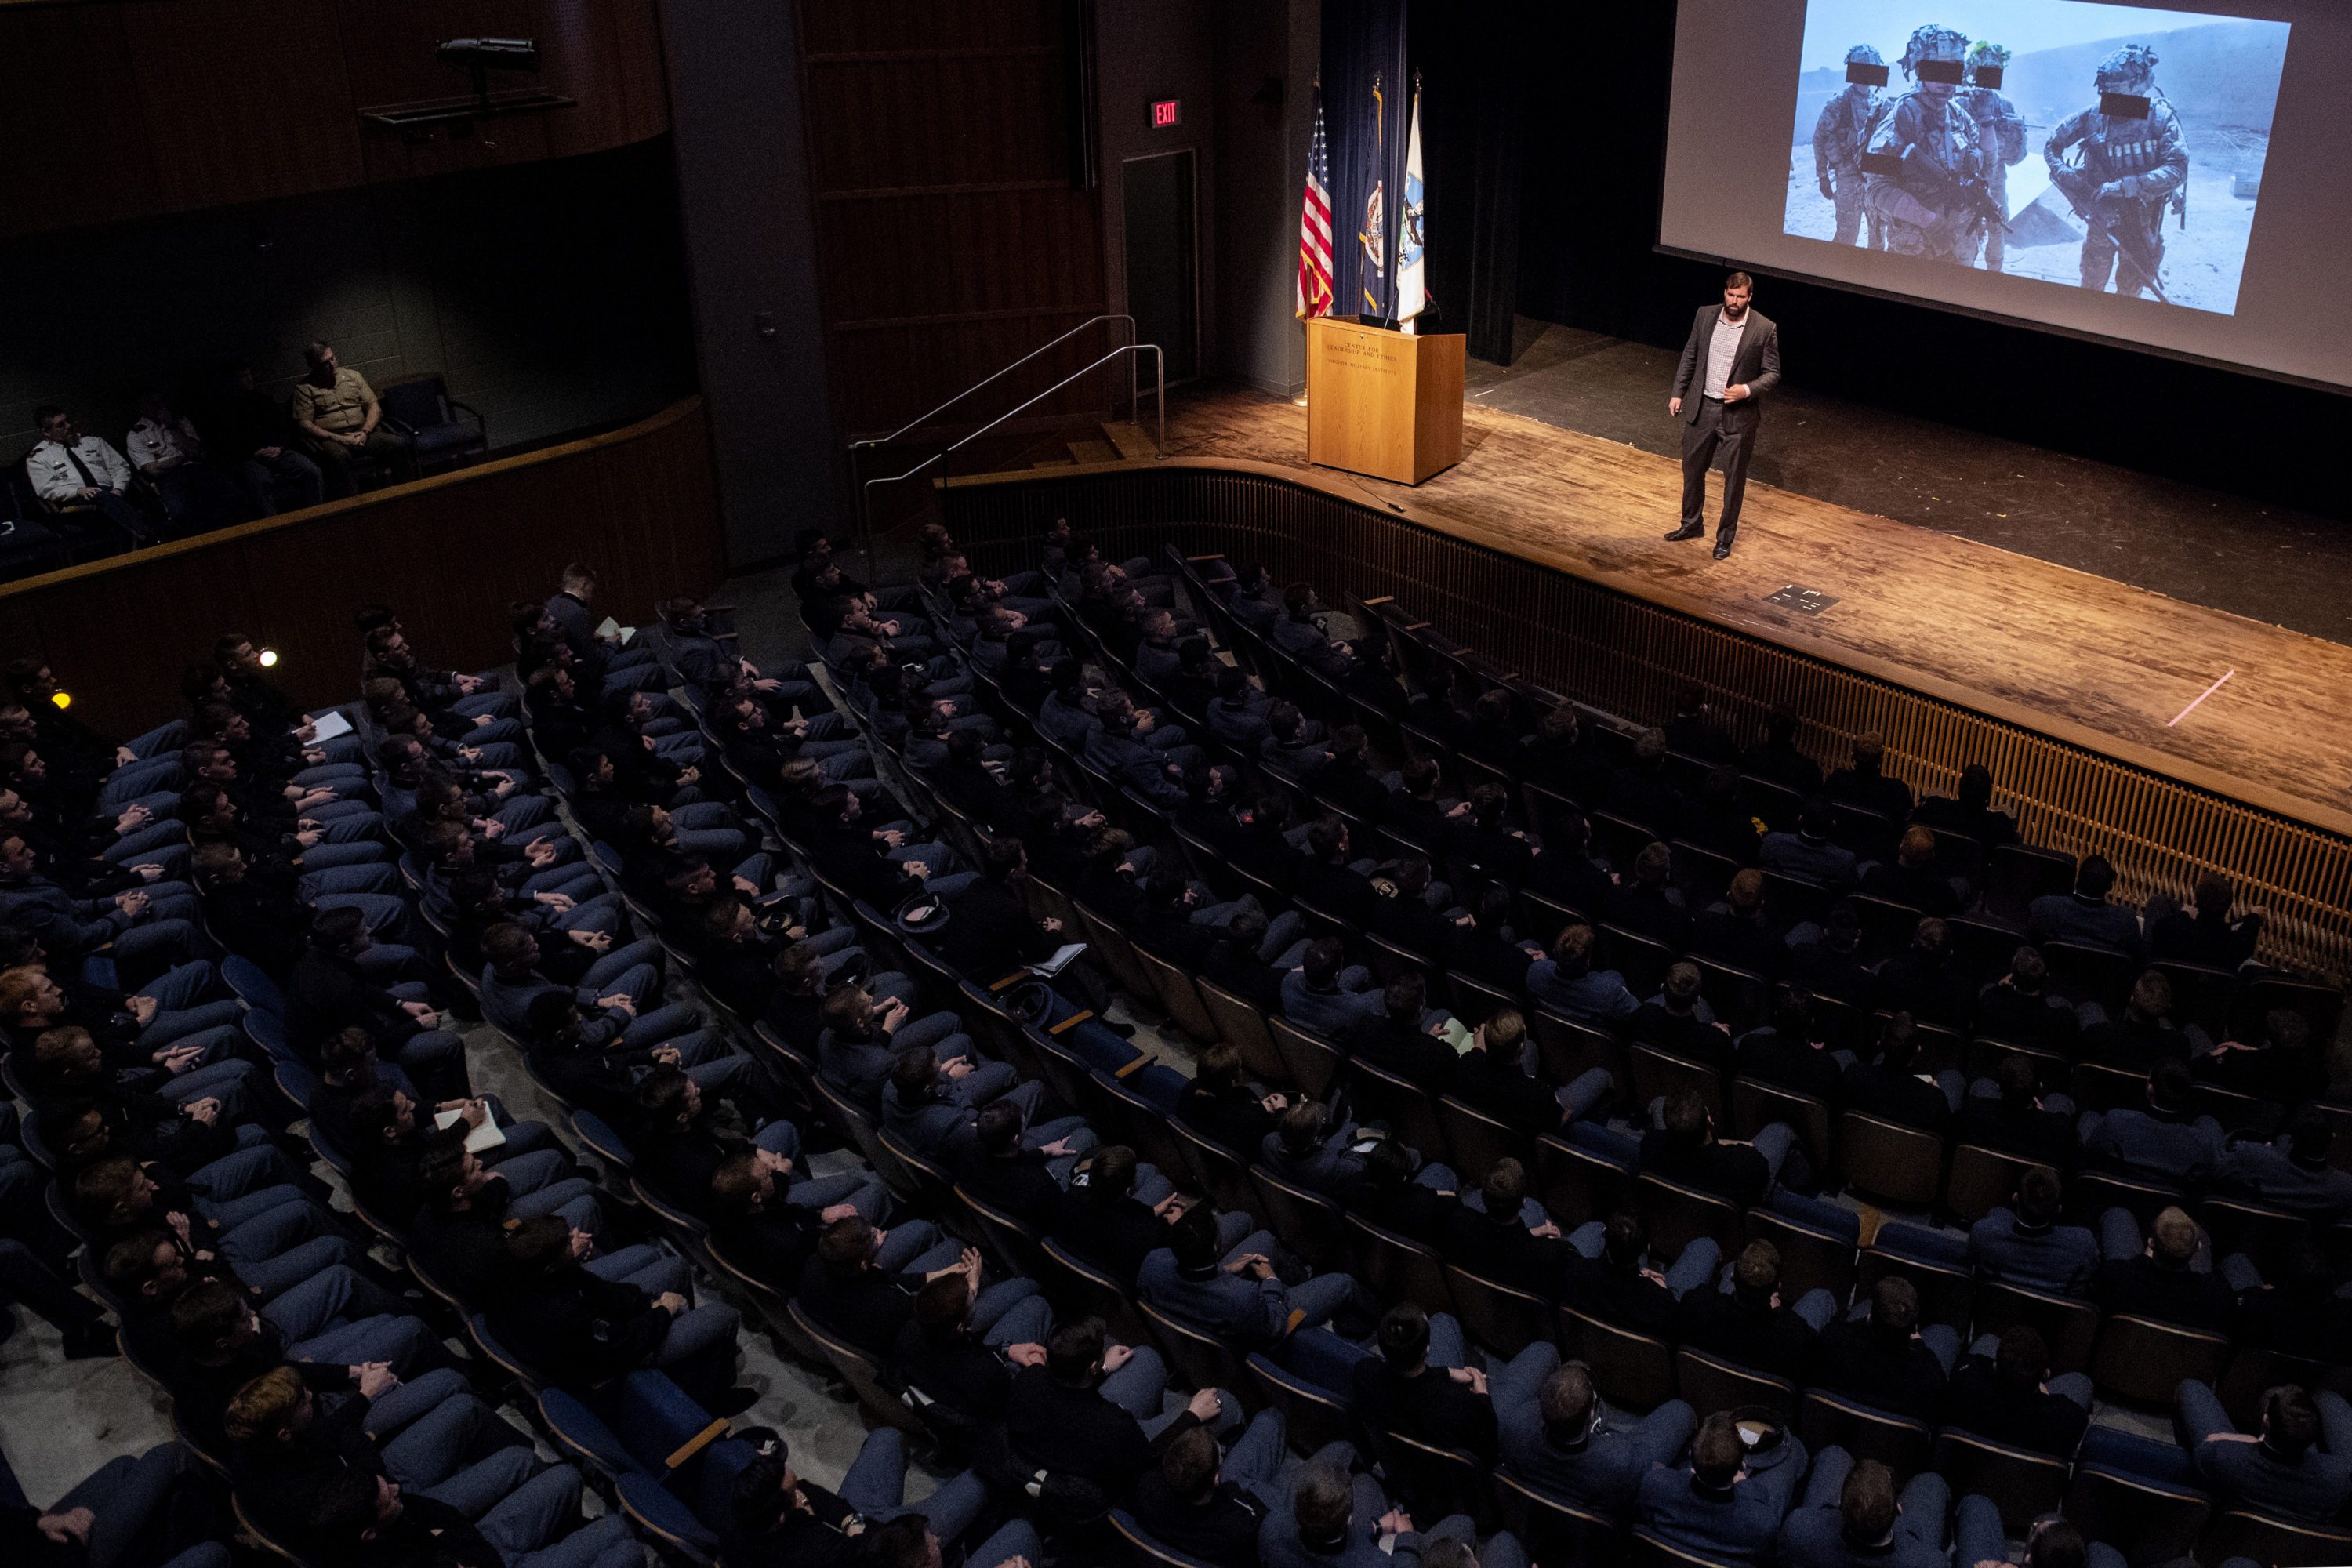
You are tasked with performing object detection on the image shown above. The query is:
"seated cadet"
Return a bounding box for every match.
[719,1425,999,1568]
[2214,1115,2352,1227]
[1342,973,1458,1091]
[1525,924,1641,1026]
[488,1213,752,1414]
[1003,1315,1226,1508]
[1559,1210,1715,1341]
[1258,1100,1371,1203]
[1951,1055,2080,1173]
[1839,1013,1959,1133]
[1348,1302,1497,1465]
[1675,1238,1834,1381]
[1967,1168,2100,1297]
[1278,937,1384,1040]
[1435,1160,1569,1300]
[1809,1276,1955,1421]
[891,1270,1054,1427]
[1260,1455,1433,1568]
[1936,1325,2090,1459]
[2093,1204,2242,1334]
[1639,1090,1777,1208]
[1972,946,2082,1054]
[1129,1416,1290,1568]
[1448,1007,1613,1134]
[1777,1451,1949,1568]
[1138,1201,1367,1350]
[1494,1344,1695,1518]
[1178,1042,1290,1156]
[2177,1380,2352,1524]
[1634,1410,1807,1568]
[794,1214,973,1357]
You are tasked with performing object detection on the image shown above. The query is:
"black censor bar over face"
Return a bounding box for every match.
[1846,61,1891,85]
[2100,92,2153,119]
[1971,65,2003,89]
[1915,59,1965,84]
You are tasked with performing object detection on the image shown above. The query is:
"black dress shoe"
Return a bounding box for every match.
[1712,540,1733,559]
[1663,524,1704,542]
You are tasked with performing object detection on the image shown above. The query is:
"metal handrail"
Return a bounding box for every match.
[858,340,1164,559]
[846,312,1137,452]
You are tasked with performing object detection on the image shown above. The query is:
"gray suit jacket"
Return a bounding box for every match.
[1672,305,1782,428]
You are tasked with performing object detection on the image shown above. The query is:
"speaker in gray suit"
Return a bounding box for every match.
[1664,272,1783,558]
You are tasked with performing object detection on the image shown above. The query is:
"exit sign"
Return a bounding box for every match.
[1149,97,1181,129]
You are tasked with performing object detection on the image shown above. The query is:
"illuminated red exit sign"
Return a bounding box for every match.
[1149,98,1182,129]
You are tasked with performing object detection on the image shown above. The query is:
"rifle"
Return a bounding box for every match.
[2049,164,2172,305]
[1862,147,2011,234]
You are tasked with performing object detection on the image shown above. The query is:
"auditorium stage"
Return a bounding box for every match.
[1147,380,2352,842]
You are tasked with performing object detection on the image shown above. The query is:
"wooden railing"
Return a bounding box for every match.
[942,463,2352,983]
[0,397,723,733]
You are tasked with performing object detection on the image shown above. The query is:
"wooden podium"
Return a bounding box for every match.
[1305,317,1465,485]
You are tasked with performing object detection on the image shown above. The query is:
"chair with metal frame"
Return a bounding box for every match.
[1674,1345,1796,1421]
[1345,1212,1456,1320]
[1742,1207,1857,1310]
[1534,1132,1636,1232]
[2194,1510,2352,1568]
[1269,1016,1344,1100]
[1930,1428,2072,1537]
[1138,1297,1265,1416]
[1249,1163,1352,1276]
[1838,1112,1944,1208]
[1972,1280,2100,1376]
[1796,1388,1933,1479]
[1436,1095,1536,1189]
[1443,1262,1556,1359]
[1496,1469,1624,1568]
[1855,1244,1973,1334]
[1946,1143,2057,1225]
[2060,1465,2212,1568]
[1342,1055,1449,1167]
[2089,1314,2230,1406]
[1730,1076,1833,1177]
[1558,1307,1676,1413]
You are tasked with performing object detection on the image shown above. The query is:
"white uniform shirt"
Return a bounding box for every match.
[126,416,202,473]
[26,435,132,503]
[1702,311,1748,401]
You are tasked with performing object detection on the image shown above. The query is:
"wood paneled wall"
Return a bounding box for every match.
[0,398,720,734]
[0,0,669,236]
[942,464,2352,984]
[796,0,1112,437]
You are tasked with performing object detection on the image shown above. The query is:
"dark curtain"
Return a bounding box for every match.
[1320,0,1408,322]
[1410,0,1530,362]
[1325,0,1526,357]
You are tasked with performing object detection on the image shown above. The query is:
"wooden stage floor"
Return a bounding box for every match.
[1153,386,2352,840]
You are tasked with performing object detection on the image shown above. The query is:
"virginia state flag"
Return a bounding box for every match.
[1396,82,1427,332]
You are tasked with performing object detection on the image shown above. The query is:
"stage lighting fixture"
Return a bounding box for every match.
[257,648,281,669]
[437,37,539,71]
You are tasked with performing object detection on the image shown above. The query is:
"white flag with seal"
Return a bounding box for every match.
[1396,82,1428,332]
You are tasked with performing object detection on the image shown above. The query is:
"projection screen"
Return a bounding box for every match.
[1659,0,2352,390]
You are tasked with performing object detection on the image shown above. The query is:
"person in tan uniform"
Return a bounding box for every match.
[290,341,411,495]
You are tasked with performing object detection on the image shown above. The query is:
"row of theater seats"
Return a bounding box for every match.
[744,527,2352,1568]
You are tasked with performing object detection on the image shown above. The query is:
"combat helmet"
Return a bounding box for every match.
[2096,43,2159,94]
[1900,24,1970,77]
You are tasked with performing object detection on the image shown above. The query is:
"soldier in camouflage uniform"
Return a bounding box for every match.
[1961,42,2026,270]
[1864,24,1987,263]
[1812,45,1886,247]
[2045,44,2188,299]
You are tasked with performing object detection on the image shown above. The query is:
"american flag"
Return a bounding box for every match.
[1296,85,1334,319]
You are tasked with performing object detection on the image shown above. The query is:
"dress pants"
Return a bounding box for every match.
[1679,397,1755,545]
